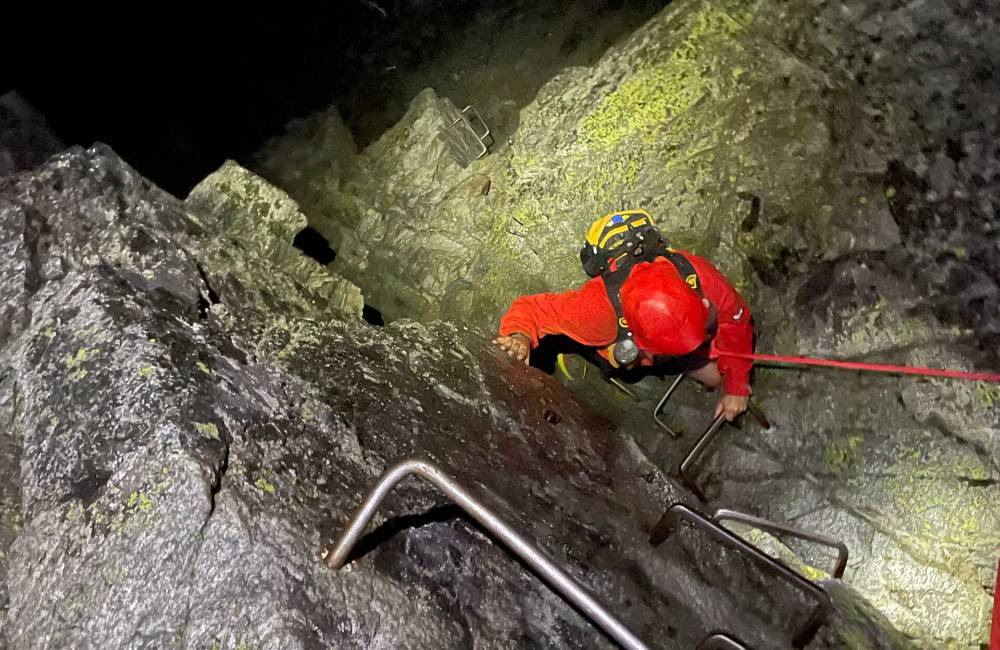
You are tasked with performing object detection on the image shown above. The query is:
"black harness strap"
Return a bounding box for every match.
[603,266,632,343]
[661,248,703,297]
[661,247,718,338]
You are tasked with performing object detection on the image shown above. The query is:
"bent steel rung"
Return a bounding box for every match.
[609,377,641,401]
[652,374,685,438]
[747,400,771,429]
[713,508,849,580]
[325,458,650,650]
[697,632,749,650]
[649,503,832,648]
[678,414,727,501]
[677,400,772,500]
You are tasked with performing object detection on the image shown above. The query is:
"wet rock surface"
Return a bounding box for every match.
[0,146,915,648]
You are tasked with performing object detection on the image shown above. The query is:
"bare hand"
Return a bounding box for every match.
[714,394,749,422]
[492,333,531,365]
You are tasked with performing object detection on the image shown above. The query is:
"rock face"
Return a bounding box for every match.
[257,0,1000,646]
[186,160,365,318]
[257,0,908,327]
[0,92,66,177]
[0,146,914,648]
[257,90,496,322]
[703,293,1000,646]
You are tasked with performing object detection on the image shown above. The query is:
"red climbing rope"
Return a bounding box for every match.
[718,351,1000,383]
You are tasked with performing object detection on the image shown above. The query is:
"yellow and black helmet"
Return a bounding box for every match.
[580,209,663,277]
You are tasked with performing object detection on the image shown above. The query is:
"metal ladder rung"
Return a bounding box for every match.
[652,374,685,438]
[325,458,650,650]
[678,414,727,502]
[609,377,641,401]
[676,397,771,501]
[713,509,849,580]
[452,105,493,159]
[697,632,750,650]
[649,503,832,648]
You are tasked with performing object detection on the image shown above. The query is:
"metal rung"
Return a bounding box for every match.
[677,399,772,501]
[325,459,650,650]
[697,632,750,650]
[649,503,832,648]
[609,377,641,401]
[452,105,493,159]
[713,509,849,580]
[678,414,727,502]
[458,105,491,140]
[747,400,771,429]
[652,374,685,438]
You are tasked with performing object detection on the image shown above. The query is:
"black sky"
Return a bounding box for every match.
[4,4,441,194]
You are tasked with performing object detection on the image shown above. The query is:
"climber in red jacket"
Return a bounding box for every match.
[493,209,753,422]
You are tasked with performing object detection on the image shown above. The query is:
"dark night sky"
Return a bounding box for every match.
[3,4,447,195]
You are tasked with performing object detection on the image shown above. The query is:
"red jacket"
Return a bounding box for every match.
[499,252,753,396]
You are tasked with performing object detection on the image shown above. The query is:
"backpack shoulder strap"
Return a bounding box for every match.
[659,246,704,298]
[601,268,631,342]
[660,247,718,337]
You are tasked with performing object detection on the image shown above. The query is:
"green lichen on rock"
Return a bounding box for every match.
[577,4,748,149]
[110,471,173,534]
[742,298,1000,646]
[724,522,831,581]
[252,314,329,365]
[855,440,998,643]
[822,435,863,475]
[74,478,166,538]
[66,346,97,381]
[978,384,1000,407]
[187,160,305,243]
[125,491,153,514]
[194,422,221,441]
[253,478,275,495]
[65,347,96,370]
